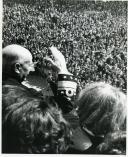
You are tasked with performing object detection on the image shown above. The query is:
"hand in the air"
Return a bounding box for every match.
[44,46,72,75]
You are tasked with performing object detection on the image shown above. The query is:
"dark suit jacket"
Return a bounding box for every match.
[2,78,73,153]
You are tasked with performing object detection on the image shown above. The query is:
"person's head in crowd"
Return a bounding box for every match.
[77,82,126,154]
[2,99,71,153]
[2,44,35,82]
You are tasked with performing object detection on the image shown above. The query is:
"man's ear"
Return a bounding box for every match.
[15,63,22,74]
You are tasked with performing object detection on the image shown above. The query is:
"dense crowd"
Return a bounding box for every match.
[3,0,127,93]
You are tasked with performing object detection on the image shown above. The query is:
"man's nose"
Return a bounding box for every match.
[29,62,37,72]
[30,66,35,72]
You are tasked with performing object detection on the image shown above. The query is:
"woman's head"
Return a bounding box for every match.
[3,98,71,153]
[77,82,126,137]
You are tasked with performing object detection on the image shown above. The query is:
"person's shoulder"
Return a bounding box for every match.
[2,79,37,103]
[2,80,43,111]
[2,79,27,94]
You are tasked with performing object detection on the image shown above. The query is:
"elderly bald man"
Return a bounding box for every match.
[2,44,76,153]
[3,44,35,82]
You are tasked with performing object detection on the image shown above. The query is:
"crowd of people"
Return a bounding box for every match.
[2,44,126,154]
[2,0,127,154]
[3,0,127,93]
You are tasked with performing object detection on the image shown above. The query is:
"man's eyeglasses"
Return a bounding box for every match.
[29,62,38,67]
[81,124,104,138]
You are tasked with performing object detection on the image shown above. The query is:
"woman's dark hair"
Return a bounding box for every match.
[2,98,71,153]
[77,82,126,154]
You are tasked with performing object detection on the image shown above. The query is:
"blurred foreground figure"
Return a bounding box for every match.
[68,82,126,154]
[2,44,75,153]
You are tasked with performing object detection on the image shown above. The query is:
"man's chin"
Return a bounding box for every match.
[24,77,27,81]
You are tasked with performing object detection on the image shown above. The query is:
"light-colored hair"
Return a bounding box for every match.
[77,82,127,154]
[77,82,126,136]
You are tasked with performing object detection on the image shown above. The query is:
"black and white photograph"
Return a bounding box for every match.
[2,0,127,155]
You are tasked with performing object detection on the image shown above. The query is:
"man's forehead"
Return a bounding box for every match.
[19,54,33,63]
